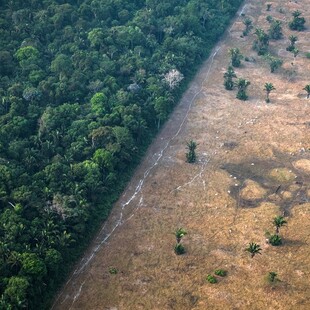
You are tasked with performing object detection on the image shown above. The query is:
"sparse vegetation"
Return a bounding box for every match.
[268,234,282,246]
[264,54,283,73]
[266,4,272,11]
[267,271,279,283]
[246,242,262,258]
[108,267,118,274]
[268,20,283,40]
[286,35,298,52]
[186,140,197,163]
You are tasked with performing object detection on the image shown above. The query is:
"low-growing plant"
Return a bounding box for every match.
[267,271,278,283]
[174,243,186,255]
[175,228,187,243]
[305,52,310,59]
[109,267,118,274]
[206,274,217,284]
[214,269,227,277]
[269,234,282,246]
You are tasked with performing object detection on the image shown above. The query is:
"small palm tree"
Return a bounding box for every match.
[224,66,237,90]
[175,228,187,243]
[264,83,276,103]
[303,84,310,99]
[243,17,253,36]
[229,48,243,67]
[186,140,197,163]
[236,78,251,100]
[273,216,287,234]
[245,242,262,258]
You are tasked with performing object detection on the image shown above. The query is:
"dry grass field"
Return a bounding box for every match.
[53,0,310,309]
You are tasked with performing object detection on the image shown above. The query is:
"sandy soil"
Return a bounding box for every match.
[52,0,310,309]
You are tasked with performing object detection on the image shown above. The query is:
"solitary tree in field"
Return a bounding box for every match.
[273,216,287,234]
[289,10,306,31]
[303,84,310,99]
[235,78,250,101]
[186,140,197,163]
[224,66,237,90]
[264,83,275,103]
[246,242,262,258]
[229,48,243,67]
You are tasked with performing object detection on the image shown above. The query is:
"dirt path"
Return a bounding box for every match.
[52,0,310,309]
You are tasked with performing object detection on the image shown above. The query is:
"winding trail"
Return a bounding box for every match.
[52,2,249,309]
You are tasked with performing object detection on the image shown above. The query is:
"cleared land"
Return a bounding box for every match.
[53,0,310,309]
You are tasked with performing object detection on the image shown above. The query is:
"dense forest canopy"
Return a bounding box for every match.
[0,0,243,308]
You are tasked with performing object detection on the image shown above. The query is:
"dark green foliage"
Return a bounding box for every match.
[268,234,282,246]
[175,228,187,243]
[289,10,306,31]
[245,242,262,258]
[303,85,310,99]
[186,140,197,163]
[235,78,251,101]
[268,20,283,40]
[264,82,276,103]
[266,4,272,11]
[108,267,118,274]
[273,216,287,234]
[253,28,269,55]
[264,54,283,73]
[224,66,237,90]
[174,243,186,255]
[306,52,310,59]
[242,17,253,36]
[229,48,243,67]
[206,274,217,284]
[0,0,244,308]
[214,269,227,277]
[286,35,298,52]
[267,272,278,283]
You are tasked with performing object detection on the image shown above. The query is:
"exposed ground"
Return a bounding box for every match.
[52,0,310,309]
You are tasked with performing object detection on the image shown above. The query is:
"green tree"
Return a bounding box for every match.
[253,28,269,55]
[289,10,306,31]
[235,78,250,101]
[268,20,283,40]
[224,66,237,90]
[175,228,187,243]
[186,140,197,163]
[303,84,310,99]
[264,54,283,73]
[3,276,29,309]
[273,216,287,234]
[245,242,262,258]
[286,35,298,52]
[264,83,275,103]
[242,17,253,36]
[229,48,243,67]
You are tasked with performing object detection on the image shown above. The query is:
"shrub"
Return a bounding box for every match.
[206,275,217,284]
[269,234,282,246]
[214,269,227,277]
[267,271,278,283]
[109,267,118,274]
[174,243,186,255]
[305,52,310,59]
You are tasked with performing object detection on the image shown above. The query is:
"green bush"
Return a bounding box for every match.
[305,52,310,59]
[269,234,282,246]
[108,267,118,274]
[206,275,217,284]
[174,244,186,255]
[214,269,227,277]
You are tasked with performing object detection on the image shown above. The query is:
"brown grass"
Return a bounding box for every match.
[53,0,310,309]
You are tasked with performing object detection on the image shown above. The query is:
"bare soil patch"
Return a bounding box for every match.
[53,0,310,309]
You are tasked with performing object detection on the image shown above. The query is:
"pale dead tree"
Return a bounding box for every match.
[163,69,184,89]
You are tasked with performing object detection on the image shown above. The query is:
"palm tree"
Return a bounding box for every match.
[273,216,287,234]
[223,66,237,90]
[186,140,197,163]
[287,35,298,51]
[245,242,262,258]
[229,48,243,67]
[303,84,310,99]
[235,78,251,100]
[264,83,275,103]
[175,228,187,243]
[243,17,253,36]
